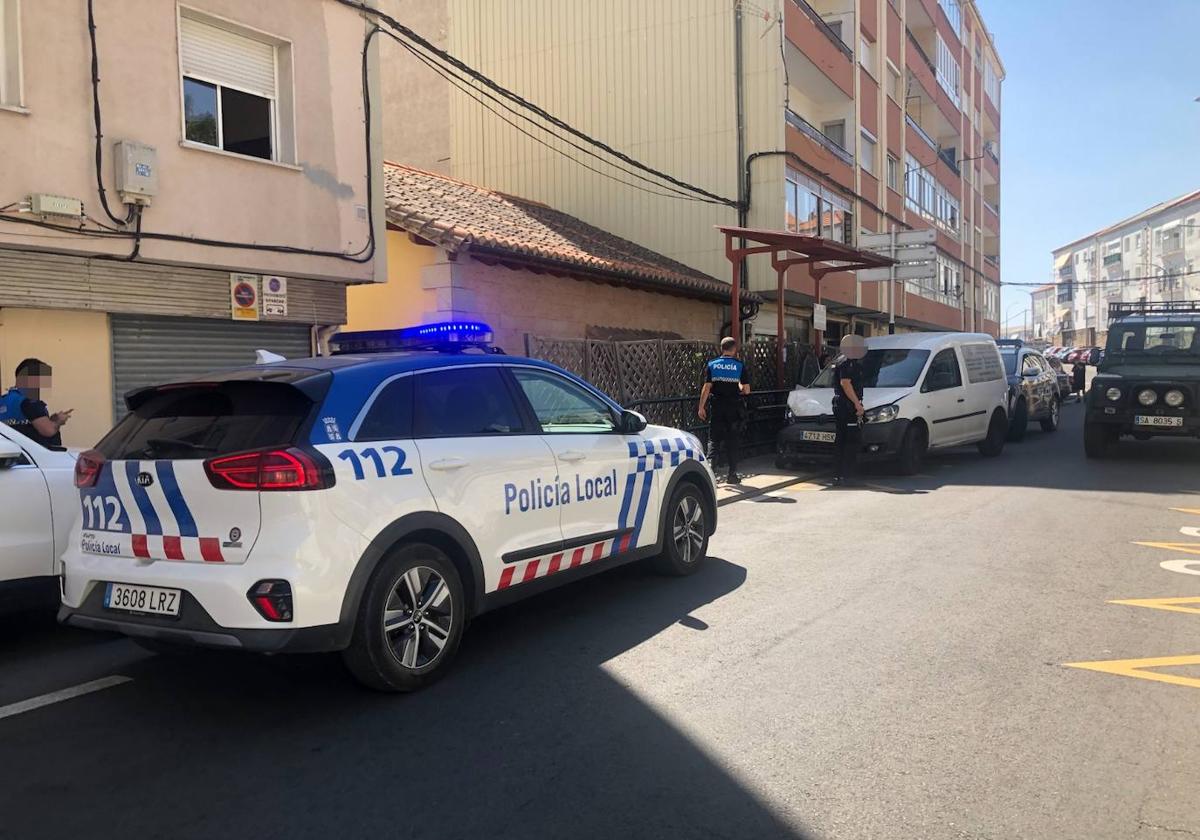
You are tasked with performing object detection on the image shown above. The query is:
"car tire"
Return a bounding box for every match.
[1039,397,1061,433]
[342,542,466,693]
[1007,399,1028,442]
[1084,422,1116,458]
[977,409,1008,457]
[895,422,928,476]
[651,483,709,577]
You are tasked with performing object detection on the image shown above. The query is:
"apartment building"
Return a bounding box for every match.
[0,0,383,446]
[1037,189,1200,348]
[379,0,1003,345]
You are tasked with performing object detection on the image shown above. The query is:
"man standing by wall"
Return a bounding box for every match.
[1,359,72,448]
[698,337,751,484]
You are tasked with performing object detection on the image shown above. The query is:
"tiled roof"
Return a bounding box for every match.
[383,162,759,303]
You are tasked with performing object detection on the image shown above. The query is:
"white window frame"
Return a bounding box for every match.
[886,60,902,103]
[886,154,898,192]
[938,0,962,38]
[859,36,877,79]
[935,33,961,108]
[176,4,297,166]
[983,60,1000,105]
[0,0,25,110]
[860,129,877,176]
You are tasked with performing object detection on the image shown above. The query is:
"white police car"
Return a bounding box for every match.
[59,323,716,691]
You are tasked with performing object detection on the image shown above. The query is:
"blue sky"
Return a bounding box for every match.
[984,0,1200,328]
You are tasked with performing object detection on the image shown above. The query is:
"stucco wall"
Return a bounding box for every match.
[345,230,440,331]
[0,0,377,283]
[377,0,451,174]
[0,308,113,448]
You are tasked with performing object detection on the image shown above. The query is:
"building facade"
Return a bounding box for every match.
[0,0,383,446]
[1037,189,1200,348]
[379,0,1003,344]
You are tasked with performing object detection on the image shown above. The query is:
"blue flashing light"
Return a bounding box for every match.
[330,321,496,355]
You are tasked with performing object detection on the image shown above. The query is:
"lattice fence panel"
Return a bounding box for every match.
[747,339,778,390]
[525,336,587,380]
[586,341,624,402]
[662,341,718,396]
[616,340,666,403]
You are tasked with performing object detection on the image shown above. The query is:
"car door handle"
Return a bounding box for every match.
[428,458,469,471]
[558,451,588,463]
[957,398,966,403]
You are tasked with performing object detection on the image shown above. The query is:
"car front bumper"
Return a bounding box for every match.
[1086,407,1200,437]
[776,419,912,462]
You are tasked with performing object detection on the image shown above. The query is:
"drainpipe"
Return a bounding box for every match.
[733,0,747,342]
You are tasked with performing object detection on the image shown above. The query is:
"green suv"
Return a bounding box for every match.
[1084,301,1200,458]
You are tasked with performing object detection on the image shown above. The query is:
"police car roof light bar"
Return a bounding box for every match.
[329,321,497,355]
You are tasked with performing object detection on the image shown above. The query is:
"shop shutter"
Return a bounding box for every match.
[180,15,276,99]
[110,315,311,420]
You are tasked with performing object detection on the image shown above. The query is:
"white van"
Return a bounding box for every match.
[777,333,1010,474]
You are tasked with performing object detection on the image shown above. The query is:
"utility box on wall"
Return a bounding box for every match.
[114,140,158,205]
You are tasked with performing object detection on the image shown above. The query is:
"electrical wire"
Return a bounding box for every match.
[94,204,143,261]
[86,0,135,227]
[384,33,727,205]
[1002,270,1200,288]
[334,0,740,208]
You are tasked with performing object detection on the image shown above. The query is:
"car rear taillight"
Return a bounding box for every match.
[74,449,105,488]
[248,580,293,622]
[204,448,332,491]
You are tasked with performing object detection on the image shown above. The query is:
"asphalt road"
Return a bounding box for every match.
[2,400,1198,840]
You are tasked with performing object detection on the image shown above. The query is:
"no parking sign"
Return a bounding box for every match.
[230,274,260,321]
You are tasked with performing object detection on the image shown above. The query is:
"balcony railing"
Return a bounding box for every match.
[786,108,854,167]
[984,143,1000,164]
[984,254,999,267]
[791,0,853,60]
[937,147,960,176]
[905,113,936,150]
[906,28,936,75]
[983,199,999,217]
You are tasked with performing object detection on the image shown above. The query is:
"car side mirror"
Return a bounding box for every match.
[1022,369,1039,378]
[0,437,26,469]
[619,409,647,434]
[1088,349,1101,366]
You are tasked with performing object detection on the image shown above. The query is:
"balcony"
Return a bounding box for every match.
[786,108,854,167]
[791,0,853,60]
[906,113,936,150]
[983,198,999,218]
[937,146,960,177]
[906,28,936,76]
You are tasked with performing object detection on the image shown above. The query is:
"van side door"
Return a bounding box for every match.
[920,348,971,446]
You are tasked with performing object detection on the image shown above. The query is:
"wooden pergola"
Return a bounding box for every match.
[717,226,896,387]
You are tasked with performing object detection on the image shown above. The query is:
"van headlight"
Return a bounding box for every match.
[1165,389,1185,408]
[1137,388,1158,407]
[1105,387,1122,402]
[864,404,900,424]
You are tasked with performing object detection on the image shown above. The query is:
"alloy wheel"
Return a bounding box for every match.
[382,566,454,670]
[672,496,705,565]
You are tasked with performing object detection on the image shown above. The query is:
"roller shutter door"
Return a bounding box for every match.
[110,315,311,419]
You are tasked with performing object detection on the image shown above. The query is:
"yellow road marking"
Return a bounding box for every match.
[1171,508,1200,515]
[1133,541,1200,556]
[1109,596,1200,616]
[1064,655,1200,690]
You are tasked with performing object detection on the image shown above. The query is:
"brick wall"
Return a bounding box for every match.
[437,258,725,354]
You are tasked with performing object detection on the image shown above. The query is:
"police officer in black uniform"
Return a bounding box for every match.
[698,337,751,484]
[831,335,867,486]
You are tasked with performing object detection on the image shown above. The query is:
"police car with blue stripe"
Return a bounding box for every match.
[59,323,717,691]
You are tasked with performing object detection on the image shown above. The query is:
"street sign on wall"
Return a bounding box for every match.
[230,274,260,321]
[813,303,828,332]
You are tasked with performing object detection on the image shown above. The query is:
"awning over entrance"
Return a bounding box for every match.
[716,225,896,387]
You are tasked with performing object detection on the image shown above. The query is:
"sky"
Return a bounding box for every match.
[982,0,1200,330]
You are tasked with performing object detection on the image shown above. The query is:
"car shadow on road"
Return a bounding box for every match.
[0,558,812,840]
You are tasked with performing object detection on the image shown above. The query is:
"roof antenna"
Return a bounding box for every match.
[256,349,287,364]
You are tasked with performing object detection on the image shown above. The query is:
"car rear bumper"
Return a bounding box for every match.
[58,585,346,653]
[776,419,912,462]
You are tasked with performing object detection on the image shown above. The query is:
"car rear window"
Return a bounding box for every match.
[98,382,315,460]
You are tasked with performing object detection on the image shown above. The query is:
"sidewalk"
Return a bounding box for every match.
[715,454,827,505]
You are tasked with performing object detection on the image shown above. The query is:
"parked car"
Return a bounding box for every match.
[0,424,77,613]
[996,340,1061,440]
[58,322,717,692]
[1084,302,1200,457]
[777,333,1010,475]
[1044,355,1073,400]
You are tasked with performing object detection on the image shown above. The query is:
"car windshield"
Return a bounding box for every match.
[999,349,1018,375]
[811,349,931,389]
[1108,323,1199,356]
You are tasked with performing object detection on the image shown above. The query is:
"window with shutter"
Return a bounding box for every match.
[179,11,289,162]
[0,0,22,108]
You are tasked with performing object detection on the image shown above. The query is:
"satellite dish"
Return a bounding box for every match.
[255,349,287,364]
